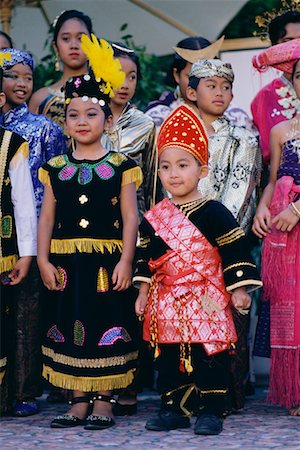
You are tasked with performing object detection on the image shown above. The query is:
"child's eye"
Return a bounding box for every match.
[3,73,17,80]
[179,163,187,168]
[87,113,97,117]
[223,85,230,91]
[208,84,215,89]
[129,74,136,81]
[62,37,70,42]
[160,165,169,170]
[68,113,77,118]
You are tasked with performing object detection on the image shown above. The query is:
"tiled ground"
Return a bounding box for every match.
[0,389,299,450]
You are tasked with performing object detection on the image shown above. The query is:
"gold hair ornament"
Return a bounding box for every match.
[254,0,300,41]
[0,52,12,67]
[81,34,125,98]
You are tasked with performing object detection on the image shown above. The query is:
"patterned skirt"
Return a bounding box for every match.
[42,251,139,392]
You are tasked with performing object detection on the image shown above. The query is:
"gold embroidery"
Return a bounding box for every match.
[113,220,120,229]
[200,389,228,395]
[0,130,12,258]
[4,177,10,186]
[1,215,12,238]
[50,238,122,254]
[216,228,245,247]
[223,262,256,273]
[107,152,127,166]
[97,267,109,292]
[42,346,138,368]
[0,254,17,274]
[111,196,118,206]
[48,155,68,168]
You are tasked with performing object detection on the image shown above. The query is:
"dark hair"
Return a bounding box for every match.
[111,42,141,82]
[292,58,300,79]
[188,75,200,90]
[165,36,211,87]
[53,10,93,44]
[0,31,13,48]
[0,68,3,91]
[269,10,300,45]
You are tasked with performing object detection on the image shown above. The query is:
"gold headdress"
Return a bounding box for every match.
[173,36,225,63]
[81,34,125,98]
[255,0,300,40]
[0,51,12,67]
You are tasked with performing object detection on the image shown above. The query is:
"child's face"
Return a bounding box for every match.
[65,97,108,146]
[293,60,300,98]
[3,63,33,108]
[111,56,137,107]
[0,91,6,109]
[53,18,88,71]
[187,76,233,118]
[158,147,208,204]
[173,63,192,101]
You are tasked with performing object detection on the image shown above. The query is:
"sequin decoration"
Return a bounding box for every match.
[107,152,127,166]
[78,165,93,185]
[74,320,85,346]
[57,266,67,290]
[58,164,77,181]
[47,325,65,343]
[98,327,132,346]
[97,267,109,293]
[95,162,114,180]
[48,155,68,168]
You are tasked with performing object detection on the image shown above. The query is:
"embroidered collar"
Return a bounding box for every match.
[4,103,29,126]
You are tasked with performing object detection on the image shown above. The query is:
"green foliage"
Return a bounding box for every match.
[221,0,281,38]
[32,28,61,92]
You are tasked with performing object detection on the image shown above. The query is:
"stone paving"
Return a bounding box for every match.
[0,388,299,450]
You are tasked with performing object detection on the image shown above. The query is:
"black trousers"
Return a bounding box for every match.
[155,344,230,416]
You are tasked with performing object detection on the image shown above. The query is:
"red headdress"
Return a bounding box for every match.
[157,104,209,165]
[252,38,300,74]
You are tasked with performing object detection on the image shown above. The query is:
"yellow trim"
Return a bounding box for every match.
[43,365,135,391]
[122,166,143,190]
[38,167,51,187]
[50,238,123,255]
[0,254,17,274]
[42,346,138,369]
[10,142,29,166]
[200,389,228,395]
[223,262,256,273]
[216,228,245,247]
[227,279,263,293]
[132,275,151,287]
[0,370,5,385]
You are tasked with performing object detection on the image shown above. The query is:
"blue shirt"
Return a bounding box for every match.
[2,103,67,216]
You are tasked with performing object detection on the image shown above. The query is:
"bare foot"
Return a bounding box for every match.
[289,406,300,416]
[92,398,114,419]
[64,402,89,420]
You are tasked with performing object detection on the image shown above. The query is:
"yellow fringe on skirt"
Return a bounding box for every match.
[50,238,123,255]
[43,365,135,392]
[0,254,17,274]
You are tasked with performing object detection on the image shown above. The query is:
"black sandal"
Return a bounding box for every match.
[50,396,92,429]
[84,394,116,430]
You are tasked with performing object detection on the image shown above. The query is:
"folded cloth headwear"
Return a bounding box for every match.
[157,104,209,165]
[173,36,224,64]
[252,38,300,74]
[64,34,125,107]
[0,48,34,71]
[189,58,234,83]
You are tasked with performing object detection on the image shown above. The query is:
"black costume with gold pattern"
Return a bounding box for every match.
[39,151,142,392]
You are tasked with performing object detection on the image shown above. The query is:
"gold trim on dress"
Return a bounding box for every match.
[50,238,123,254]
[0,254,17,274]
[226,279,263,293]
[43,365,136,391]
[121,166,143,190]
[38,167,51,187]
[42,346,138,368]
[216,228,245,247]
[223,262,256,273]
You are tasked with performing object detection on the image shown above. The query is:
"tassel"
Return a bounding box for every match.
[154,345,160,359]
[179,359,185,373]
[228,343,236,355]
[184,357,193,374]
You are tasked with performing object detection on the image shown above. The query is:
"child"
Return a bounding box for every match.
[134,104,262,435]
[101,42,156,219]
[37,34,142,429]
[185,58,261,411]
[0,48,67,416]
[0,53,37,412]
[29,9,93,130]
[252,40,300,416]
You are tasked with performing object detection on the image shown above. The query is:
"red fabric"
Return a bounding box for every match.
[157,104,209,165]
[143,198,237,356]
[261,176,300,408]
[252,39,300,74]
[251,78,295,164]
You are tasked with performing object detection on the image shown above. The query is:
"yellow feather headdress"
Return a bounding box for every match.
[81,34,125,98]
[0,51,12,68]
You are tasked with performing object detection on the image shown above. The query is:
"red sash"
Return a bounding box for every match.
[144,198,237,356]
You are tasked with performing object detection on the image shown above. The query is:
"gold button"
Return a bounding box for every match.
[79,218,89,228]
[79,194,88,204]
[236,270,243,277]
[114,220,120,229]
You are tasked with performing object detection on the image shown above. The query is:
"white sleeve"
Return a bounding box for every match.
[9,145,37,256]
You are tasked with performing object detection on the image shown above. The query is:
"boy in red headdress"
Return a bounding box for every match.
[133,104,262,435]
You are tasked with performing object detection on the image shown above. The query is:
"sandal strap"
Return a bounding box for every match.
[92,394,117,405]
[68,395,92,405]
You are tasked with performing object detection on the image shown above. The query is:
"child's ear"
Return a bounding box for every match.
[104,115,113,131]
[173,68,180,85]
[0,92,6,109]
[199,164,208,179]
[186,86,197,102]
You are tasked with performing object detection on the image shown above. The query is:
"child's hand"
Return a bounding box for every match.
[252,204,271,238]
[135,292,148,317]
[112,259,132,291]
[38,260,61,291]
[231,287,251,315]
[9,256,32,285]
[271,206,299,233]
